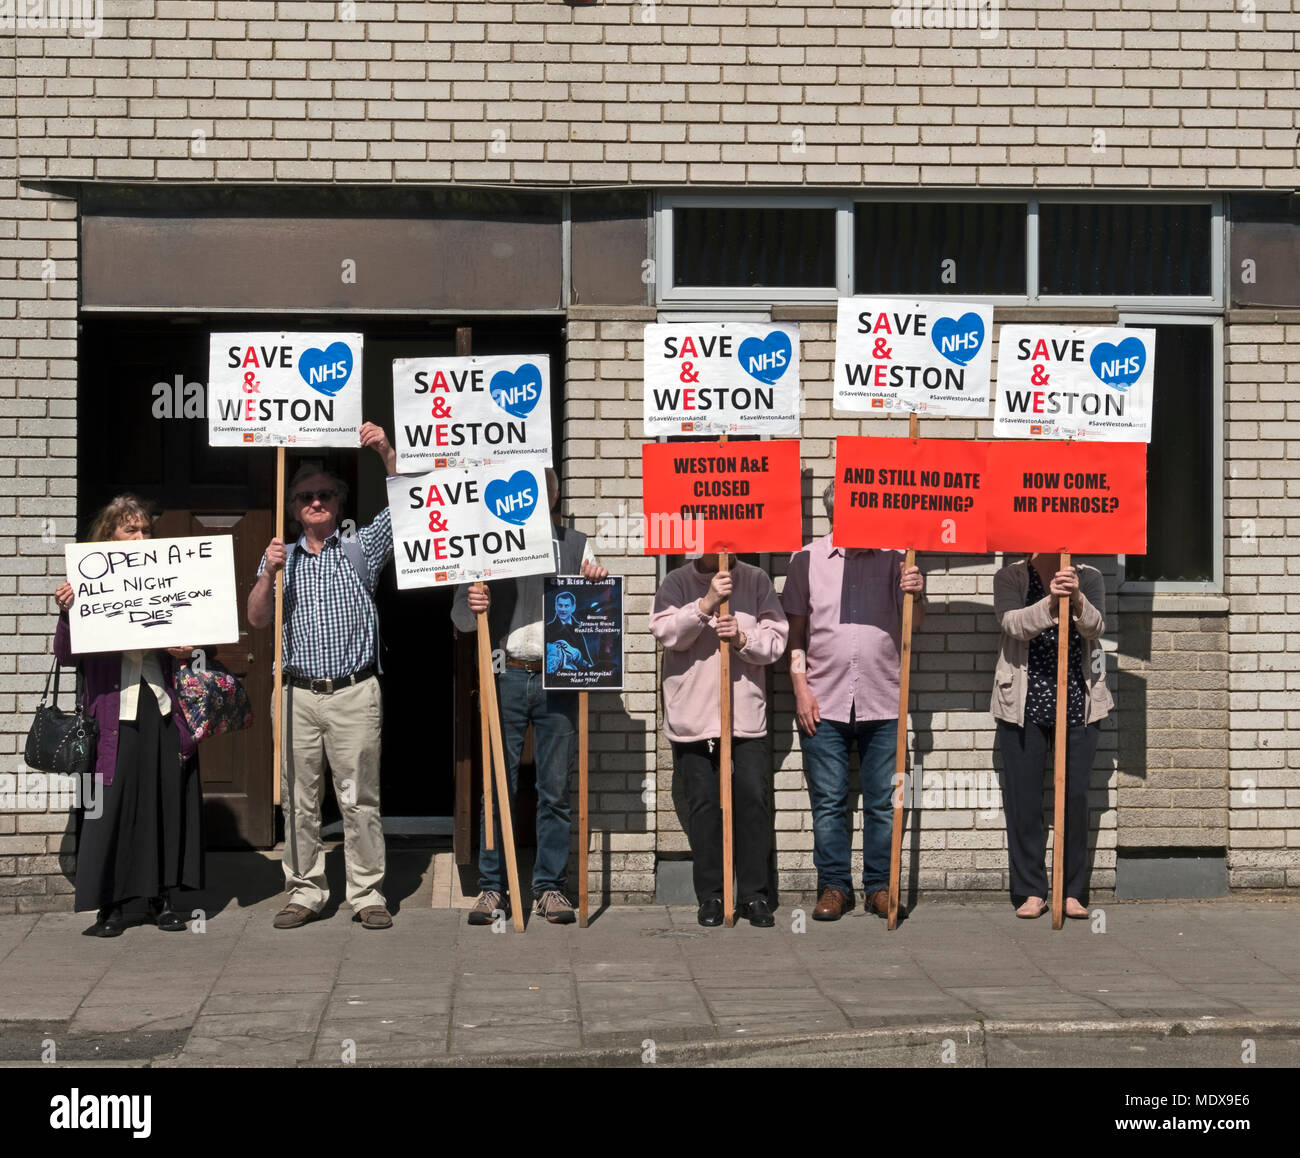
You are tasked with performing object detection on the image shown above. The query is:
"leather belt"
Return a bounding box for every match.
[506,658,543,673]
[285,667,375,695]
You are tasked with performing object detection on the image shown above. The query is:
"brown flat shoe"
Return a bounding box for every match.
[1064,898,1089,920]
[1016,897,1047,919]
[272,903,319,930]
[813,887,854,921]
[866,888,905,920]
[355,905,392,930]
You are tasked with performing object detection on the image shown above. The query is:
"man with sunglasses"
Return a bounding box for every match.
[248,421,398,931]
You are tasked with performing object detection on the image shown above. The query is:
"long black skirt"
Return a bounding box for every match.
[75,680,205,913]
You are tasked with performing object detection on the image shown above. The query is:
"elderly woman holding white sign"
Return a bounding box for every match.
[52,495,204,938]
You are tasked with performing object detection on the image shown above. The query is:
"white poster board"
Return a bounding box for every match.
[834,298,994,417]
[66,536,240,654]
[392,354,552,472]
[207,332,364,447]
[994,325,1156,441]
[387,465,556,590]
[643,322,801,436]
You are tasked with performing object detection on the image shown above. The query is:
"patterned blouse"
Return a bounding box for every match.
[1024,565,1086,728]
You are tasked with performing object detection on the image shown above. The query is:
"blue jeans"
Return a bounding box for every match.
[799,715,897,895]
[478,666,577,896]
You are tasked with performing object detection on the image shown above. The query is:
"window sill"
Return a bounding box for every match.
[1117,593,1228,614]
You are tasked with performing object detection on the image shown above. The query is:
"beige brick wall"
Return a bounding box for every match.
[1,27,82,912]
[1225,311,1300,889]
[11,1,1299,188]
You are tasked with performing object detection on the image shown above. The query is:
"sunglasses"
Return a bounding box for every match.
[293,489,338,505]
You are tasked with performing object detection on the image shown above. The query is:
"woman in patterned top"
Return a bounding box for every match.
[991,555,1112,919]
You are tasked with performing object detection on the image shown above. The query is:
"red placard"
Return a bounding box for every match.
[833,436,990,553]
[641,440,803,555]
[984,441,1147,554]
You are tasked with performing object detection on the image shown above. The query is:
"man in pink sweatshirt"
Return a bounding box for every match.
[650,554,789,927]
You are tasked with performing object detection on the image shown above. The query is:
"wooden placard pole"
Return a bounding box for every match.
[475,592,525,933]
[1051,550,1071,931]
[272,446,285,808]
[578,690,590,927]
[719,547,734,928]
[478,612,494,852]
[887,412,920,931]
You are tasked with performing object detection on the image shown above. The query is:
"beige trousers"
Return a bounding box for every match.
[280,678,386,913]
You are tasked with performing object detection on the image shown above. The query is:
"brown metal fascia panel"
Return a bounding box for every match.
[82,214,563,311]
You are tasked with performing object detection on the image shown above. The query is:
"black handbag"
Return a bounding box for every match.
[25,658,99,776]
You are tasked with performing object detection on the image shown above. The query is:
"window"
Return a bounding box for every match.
[1038,203,1213,297]
[671,206,836,290]
[1119,318,1221,589]
[854,202,1027,295]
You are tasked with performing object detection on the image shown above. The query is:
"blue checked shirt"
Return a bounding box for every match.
[256,507,394,680]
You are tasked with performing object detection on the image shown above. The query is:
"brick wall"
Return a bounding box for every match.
[1225,311,1300,889]
[11,1,1298,189]
[2,23,81,911]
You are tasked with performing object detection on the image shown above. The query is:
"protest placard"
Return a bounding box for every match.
[66,535,240,654]
[393,354,552,472]
[641,439,803,555]
[833,436,990,553]
[643,323,801,436]
[543,576,624,691]
[984,440,1148,554]
[834,298,994,417]
[387,464,556,590]
[993,326,1155,441]
[207,332,364,447]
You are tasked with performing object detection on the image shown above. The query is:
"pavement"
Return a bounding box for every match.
[0,854,1298,1068]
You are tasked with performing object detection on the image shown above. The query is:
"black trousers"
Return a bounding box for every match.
[672,735,771,905]
[996,720,1098,902]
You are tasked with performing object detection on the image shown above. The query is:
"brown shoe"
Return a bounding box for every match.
[272,903,319,930]
[812,887,855,921]
[354,905,392,930]
[866,888,905,920]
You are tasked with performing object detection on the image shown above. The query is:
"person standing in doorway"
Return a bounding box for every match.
[451,469,607,926]
[248,421,397,931]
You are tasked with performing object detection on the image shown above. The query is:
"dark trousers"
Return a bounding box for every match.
[996,720,1099,902]
[672,735,771,905]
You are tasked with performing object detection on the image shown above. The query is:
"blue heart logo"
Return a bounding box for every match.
[489,363,543,418]
[930,314,985,366]
[297,342,354,397]
[736,331,792,385]
[484,470,539,527]
[1089,337,1147,392]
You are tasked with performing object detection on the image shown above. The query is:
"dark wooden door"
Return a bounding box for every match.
[155,508,275,847]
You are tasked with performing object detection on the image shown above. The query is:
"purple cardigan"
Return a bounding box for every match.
[52,615,197,786]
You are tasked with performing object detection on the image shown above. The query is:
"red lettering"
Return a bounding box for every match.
[241,347,260,369]
[680,336,697,357]
[874,365,887,387]
[243,399,254,420]
[872,313,892,335]
[430,370,449,392]
[1031,339,1049,360]
[433,538,448,560]
[435,425,448,446]
[682,388,695,409]
[1032,392,1044,413]
[424,485,445,507]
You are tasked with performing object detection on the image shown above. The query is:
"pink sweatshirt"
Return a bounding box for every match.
[649,560,789,743]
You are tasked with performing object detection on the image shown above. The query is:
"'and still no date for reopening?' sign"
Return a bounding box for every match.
[207,332,363,447]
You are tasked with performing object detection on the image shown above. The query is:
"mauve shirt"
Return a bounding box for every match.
[650,560,789,743]
[780,534,906,724]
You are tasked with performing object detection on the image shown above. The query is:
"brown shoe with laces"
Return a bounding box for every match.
[867,888,906,920]
[813,887,855,921]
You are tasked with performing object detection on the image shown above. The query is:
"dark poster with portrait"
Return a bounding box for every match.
[542,575,623,691]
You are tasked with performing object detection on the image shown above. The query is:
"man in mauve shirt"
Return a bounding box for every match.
[781,481,925,921]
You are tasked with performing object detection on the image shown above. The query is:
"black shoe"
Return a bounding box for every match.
[697,898,723,927]
[739,899,775,928]
[84,905,128,938]
[149,894,187,932]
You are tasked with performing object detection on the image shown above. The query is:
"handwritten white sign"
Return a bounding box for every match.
[66,536,240,654]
